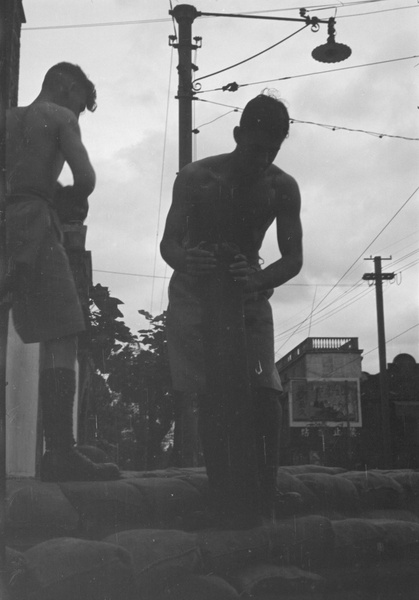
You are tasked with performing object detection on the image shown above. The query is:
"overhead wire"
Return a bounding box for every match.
[23,18,172,31]
[21,1,416,31]
[274,281,371,345]
[275,280,366,339]
[195,55,419,94]
[192,24,310,89]
[194,98,419,142]
[168,0,178,38]
[311,322,419,378]
[149,44,174,315]
[241,1,409,13]
[275,185,419,352]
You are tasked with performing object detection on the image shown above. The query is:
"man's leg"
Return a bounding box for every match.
[253,387,282,518]
[39,335,120,482]
[171,391,200,467]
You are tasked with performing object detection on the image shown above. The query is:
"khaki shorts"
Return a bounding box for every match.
[166,271,282,393]
[6,195,85,343]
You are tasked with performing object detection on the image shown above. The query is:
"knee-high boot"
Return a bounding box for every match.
[40,368,120,482]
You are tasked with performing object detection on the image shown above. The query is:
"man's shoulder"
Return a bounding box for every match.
[270,165,299,193]
[180,154,229,178]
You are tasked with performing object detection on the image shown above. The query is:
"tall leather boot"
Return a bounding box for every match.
[40,368,120,482]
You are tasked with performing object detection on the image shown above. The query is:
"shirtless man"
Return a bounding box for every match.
[161,93,303,523]
[5,62,119,481]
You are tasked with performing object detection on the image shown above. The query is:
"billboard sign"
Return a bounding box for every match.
[290,379,361,427]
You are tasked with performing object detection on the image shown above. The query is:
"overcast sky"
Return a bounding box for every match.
[18,0,419,374]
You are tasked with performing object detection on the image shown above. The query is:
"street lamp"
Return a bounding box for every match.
[169,4,352,169]
[312,17,352,63]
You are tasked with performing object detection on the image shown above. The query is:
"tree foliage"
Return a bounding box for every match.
[87,284,174,469]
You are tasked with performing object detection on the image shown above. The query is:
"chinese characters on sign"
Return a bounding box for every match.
[290,379,361,427]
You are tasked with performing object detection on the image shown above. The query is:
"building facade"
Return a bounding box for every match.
[276,337,363,467]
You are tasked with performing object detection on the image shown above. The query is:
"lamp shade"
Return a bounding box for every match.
[312,41,352,63]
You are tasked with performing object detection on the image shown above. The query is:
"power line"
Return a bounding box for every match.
[306,322,419,378]
[196,54,419,94]
[21,1,416,32]
[192,24,309,90]
[150,45,174,314]
[195,98,419,142]
[93,267,364,286]
[93,269,169,280]
[275,184,419,352]
[310,4,419,18]
[290,118,419,141]
[361,323,419,360]
[196,105,419,142]
[275,282,372,344]
[23,18,171,31]
[245,0,408,14]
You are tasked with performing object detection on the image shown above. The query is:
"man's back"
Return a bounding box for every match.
[6,102,69,200]
[6,98,95,202]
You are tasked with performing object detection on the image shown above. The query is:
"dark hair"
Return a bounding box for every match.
[42,62,97,112]
[240,93,289,142]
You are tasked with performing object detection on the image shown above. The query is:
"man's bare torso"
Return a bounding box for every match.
[6,102,67,199]
[184,153,286,259]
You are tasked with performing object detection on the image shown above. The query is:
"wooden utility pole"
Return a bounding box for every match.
[169,4,200,171]
[363,256,395,468]
[0,1,13,579]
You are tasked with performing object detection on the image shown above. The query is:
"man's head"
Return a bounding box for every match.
[233,93,290,177]
[42,62,97,117]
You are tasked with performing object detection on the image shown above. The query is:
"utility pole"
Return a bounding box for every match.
[363,256,395,467]
[0,1,12,581]
[169,4,201,171]
[168,4,345,172]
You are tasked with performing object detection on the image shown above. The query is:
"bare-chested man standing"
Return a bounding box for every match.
[161,93,303,525]
[5,62,119,481]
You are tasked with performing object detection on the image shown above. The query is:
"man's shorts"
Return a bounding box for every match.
[166,271,282,393]
[6,195,86,344]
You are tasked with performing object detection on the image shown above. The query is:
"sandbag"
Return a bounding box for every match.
[275,470,319,512]
[339,471,404,509]
[103,529,202,587]
[127,476,203,527]
[3,547,37,600]
[361,509,419,523]
[130,567,239,600]
[197,516,334,576]
[197,526,270,575]
[165,573,239,600]
[7,480,79,540]
[24,537,136,600]
[295,473,360,514]
[383,470,419,510]
[330,518,388,567]
[59,479,152,537]
[371,518,419,559]
[232,563,325,597]
[267,515,335,570]
[320,558,419,599]
[279,465,346,475]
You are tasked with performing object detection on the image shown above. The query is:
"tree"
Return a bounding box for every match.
[106,311,174,469]
[86,285,174,469]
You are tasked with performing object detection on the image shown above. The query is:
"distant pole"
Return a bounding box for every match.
[363,256,395,467]
[0,0,12,587]
[169,4,200,171]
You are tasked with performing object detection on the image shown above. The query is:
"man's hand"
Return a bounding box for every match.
[185,244,217,276]
[54,184,89,223]
[229,253,255,285]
